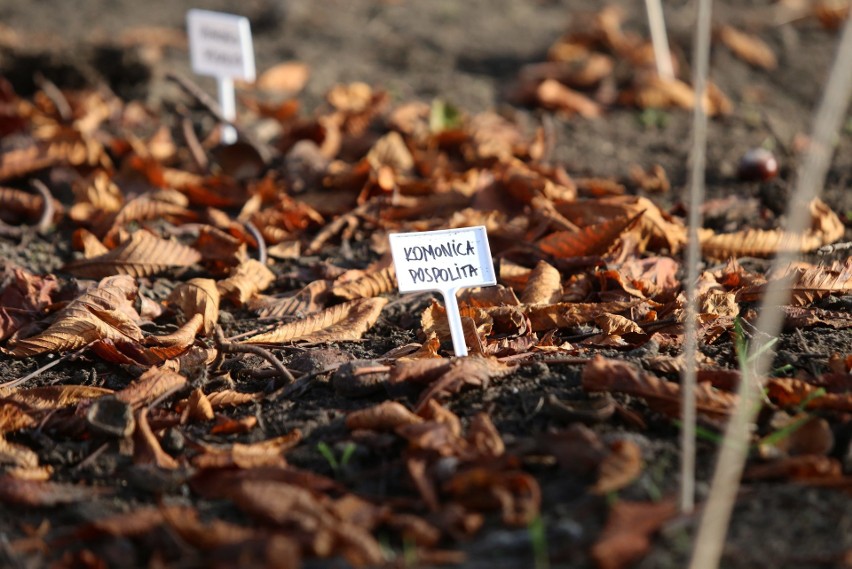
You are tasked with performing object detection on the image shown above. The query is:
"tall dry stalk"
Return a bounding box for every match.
[680,0,713,515]
[689,14,852,569]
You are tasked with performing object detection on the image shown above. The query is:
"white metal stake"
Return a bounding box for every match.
[442,288,468,357]
[217,76,238,144]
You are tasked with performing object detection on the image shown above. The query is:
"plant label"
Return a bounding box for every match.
[186,9,256,144]
[389,226,496,357]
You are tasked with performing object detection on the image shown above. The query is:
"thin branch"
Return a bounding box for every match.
[645,0,675,80]
[165,71,273,163]
[690,12,852,569]
[213,325,295,385]
[180,115,209,171]
[34,73,72,121]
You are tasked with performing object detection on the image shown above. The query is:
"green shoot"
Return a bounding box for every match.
[527,515,550,569]
[429,99,462,133]
[317,441,357,477]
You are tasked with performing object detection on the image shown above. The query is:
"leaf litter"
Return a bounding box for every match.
[0,3,850,568]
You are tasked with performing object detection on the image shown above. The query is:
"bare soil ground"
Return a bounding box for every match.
[0,1,851,568]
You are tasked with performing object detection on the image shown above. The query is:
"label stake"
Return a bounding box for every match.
[388,226,497,357]
[186,9,256,145]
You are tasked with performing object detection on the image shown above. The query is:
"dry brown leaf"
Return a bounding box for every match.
[331,266,396,300]
[255,61,310,93]
[187,388,214,422]
[701,198,844,259]
[538,212,642,258]
[465,413,505,459]
[523,301,634,332]
[0,402,37,435]
[595,313,644,336]
[346,401,423,431]
[414,355,513,412]
[242,297,387,344]
[5,275,142,357]
[63,230,201,278]
[582,355,737,420]
[192,431,301,469]
[444,468,541,527]
[535,79,602,118]
[168,278,220,336]
[520,261,562,305]
[0,475,109,507]
[767,378,852,412]
[73,228,110,258]
[0,437,40,470]
[252,279,331,318]
[366,131,414,174]
[116,367,187,408]
[592,439,643,495]
[590,500,678,569]
[206,390,262,408]
[217,259,276,306]
[745,455,842,481]
[145,313,204,361]
[133,407,178,469]
[8,385,112,411]
[717,25,778,70]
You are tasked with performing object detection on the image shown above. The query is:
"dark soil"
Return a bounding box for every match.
[1,1,851,568]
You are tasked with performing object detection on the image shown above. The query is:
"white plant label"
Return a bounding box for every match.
[186,9,256,144]
[389,226,496,357]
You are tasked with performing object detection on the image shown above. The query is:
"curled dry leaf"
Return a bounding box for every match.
[346,401,423,431]
[595,313,644,336]
[582,355,737,420]
[767,378,852,412]
[717,25,778,70]
[63,230,201,279]
[116,366,187,409]
[591,439,643,495]
[192,431,301,469]
[187,387,214,422]
[535,79,602,118]
[520,261,562,305]
[133,407,179,469]
[0,402,37,435]
[414,355,513,412]
[145,313,204,361]
[252,279,331,318]
[9,385,112,411]
[0,475,109,507]
[331,266,396,300]
[590,499,678,569]
[242,297,387,344]
[745,455,842,482]
[5,275,142,357]
[523,301,634,332]
[217,259,276,306]
[255,61,310,93]
[700,198,844,259]
[538,212,642,258]
[168,278,220,336]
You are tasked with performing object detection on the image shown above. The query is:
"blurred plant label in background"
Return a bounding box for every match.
[186,9,255,143]
[389,226,496,357]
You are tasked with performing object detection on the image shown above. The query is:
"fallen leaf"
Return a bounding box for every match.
[717,25,778,70]
[5,275,142,357]
[217,259,276,306]
[63,230,201,278]
[116,366,187,408]
[582,355,737,420]
[0,475,109,506]
[520,261,562,305]
[241,297,387,344]
[346,401,423,431]
[331,266,396,300]
[538,212,642,258]
[255,61,310,93]
[167,278,220,336]
[590,500,678,569]
[591,439,643,494]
